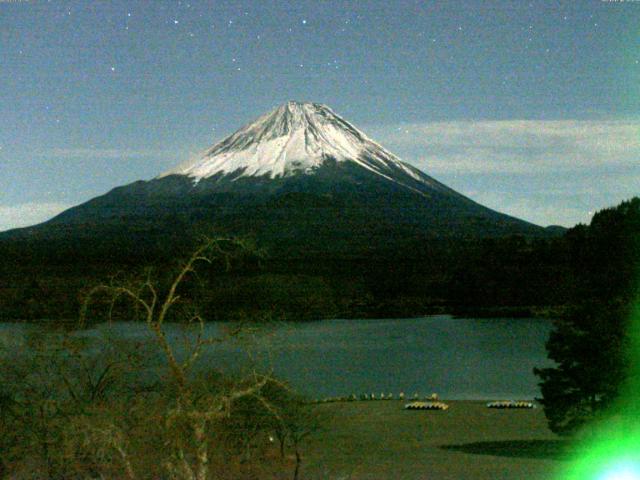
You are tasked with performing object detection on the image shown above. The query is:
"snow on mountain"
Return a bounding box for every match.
[159,101,442,193]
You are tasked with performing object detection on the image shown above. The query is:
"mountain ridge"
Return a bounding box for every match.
[0,101,571,322]
[2,101,550,253]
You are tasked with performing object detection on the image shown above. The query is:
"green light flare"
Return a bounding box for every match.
[597,461,640,480]
[560,302,640,480]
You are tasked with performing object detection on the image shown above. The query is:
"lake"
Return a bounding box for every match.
[0,316,554,400]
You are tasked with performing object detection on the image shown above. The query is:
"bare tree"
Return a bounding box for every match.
[0,324,150,479]
[0,238,320,479]
[80,237,278,480]
[277,394,321,480]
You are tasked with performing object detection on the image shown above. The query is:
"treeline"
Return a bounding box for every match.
[1,197,638,322]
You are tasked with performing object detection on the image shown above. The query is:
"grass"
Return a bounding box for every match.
[299,400,570,480]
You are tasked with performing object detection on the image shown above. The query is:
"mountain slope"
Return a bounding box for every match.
[2,101,547,258]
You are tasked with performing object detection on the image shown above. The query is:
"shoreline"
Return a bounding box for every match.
[0,304,566,325]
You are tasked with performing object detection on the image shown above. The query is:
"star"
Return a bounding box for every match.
[174,19,179,25]
[302,19,307,25]
[110,66,116,72]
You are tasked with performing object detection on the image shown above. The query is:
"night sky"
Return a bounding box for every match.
[1,0,638,230]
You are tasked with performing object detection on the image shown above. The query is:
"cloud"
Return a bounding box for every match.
[366,120,640,175]
[0,202,73,232]
[364,119,639,227]
[34,148,176,159]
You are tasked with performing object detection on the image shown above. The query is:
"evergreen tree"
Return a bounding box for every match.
[534,301,630,435]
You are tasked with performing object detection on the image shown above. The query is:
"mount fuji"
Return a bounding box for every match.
[4,101,548,259]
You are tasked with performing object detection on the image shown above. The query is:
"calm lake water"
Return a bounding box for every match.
[0,316,554,400]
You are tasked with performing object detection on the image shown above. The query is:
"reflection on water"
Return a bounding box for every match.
[0,316,553,400]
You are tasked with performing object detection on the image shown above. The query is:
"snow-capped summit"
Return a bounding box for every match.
[160,101,440,193]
